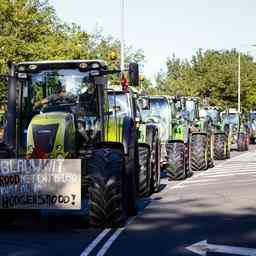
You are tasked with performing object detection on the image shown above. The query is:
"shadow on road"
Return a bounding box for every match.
[110,197,256,256]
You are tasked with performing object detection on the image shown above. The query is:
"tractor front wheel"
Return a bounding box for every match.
[165,142,186,180]
[138,145,151,197]
[237,133,246,151]
[87,148,133,228]
[214,133,226,160]
[190,134,207,172]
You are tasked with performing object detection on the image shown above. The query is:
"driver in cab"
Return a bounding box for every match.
[33,82,66,109]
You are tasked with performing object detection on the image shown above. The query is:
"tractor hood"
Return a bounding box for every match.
[27,112,76,158]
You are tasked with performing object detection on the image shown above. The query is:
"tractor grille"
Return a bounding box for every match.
[32,124,59,153]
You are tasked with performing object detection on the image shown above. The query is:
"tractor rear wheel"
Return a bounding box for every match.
[150,137,161,193]
[237,133,246,151]
[207,136,214,169]
[166,142,186,180]
[190,134,207,171]
[138,145,151,197]
[214,134,226,160]
[87,148,132,228]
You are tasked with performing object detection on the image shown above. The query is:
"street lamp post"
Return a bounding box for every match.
[120,0,125,72]
[238,51,241,113]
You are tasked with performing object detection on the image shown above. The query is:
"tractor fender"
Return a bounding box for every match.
[145,124,158,150]
[214,132,225,136]
[190,131,207,137]
[122,116,135,155]
[138,142,150,149]
[167,139,184,144]
[93,141,125,153]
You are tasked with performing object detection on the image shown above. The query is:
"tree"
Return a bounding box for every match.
[156,49,256,110]
[0,0,147,100]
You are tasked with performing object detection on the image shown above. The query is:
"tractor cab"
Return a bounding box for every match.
[184,97,200,123]
[222,109,249,151]
[205,107,221,125]
[8,60,108,158]
[168,96,186,120]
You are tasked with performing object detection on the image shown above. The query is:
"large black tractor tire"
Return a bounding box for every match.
[226,144,231,159]
[214,134,226,160]
[237,133,246,151]
[149,130,161,194]
[207,136,214,169]
[165,142,186,180]
[245,135,249,151]
[0,143,16,227]
[87,148,135,228]
[250,137,256,144]
[151,138,161,193]
[190,134,207,172]
[138,145,151,197]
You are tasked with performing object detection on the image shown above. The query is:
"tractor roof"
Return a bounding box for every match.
[107,85,140,95]
[185,96,200,101]
[18,59,107,66]
[148,95,169,100]
[17,60,108,72]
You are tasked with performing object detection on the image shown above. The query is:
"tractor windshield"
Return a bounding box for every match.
[30,69,93,105]
[250,112,256,121]
[149,98,170,121]
[150,98,169,114]
[139,97,170,125]
[185,100,197,121]
[223,113,239,125]
[20,68,99,118]
[108,93,131,117]
[207,109,220,123]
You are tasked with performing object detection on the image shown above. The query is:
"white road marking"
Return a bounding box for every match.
[95,217,136,256]
[181,178,218,183]
[186,240,256,256]
[206,169,256,174]
[80,228,111,256]
[204,172,256,178]
[175,180,256,188]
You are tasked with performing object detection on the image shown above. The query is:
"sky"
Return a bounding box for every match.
[49,0,256,80]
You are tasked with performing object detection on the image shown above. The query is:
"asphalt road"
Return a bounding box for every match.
[1,146,256,256]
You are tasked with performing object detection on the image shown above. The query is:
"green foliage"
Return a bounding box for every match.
[155,49,256,110]
[0,0,147,100]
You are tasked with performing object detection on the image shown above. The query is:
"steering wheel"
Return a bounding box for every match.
[47,95,76,106]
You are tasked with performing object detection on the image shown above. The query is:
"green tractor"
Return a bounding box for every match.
[107,88,161,197]
[165,96,214,180]
[0,60,142,227]
[248,111,256,144]
[138,96,172,170]
[201,106,231,160]
[222,109,249,151]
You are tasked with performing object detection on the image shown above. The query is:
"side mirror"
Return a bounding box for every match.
[113,105,121,112]
[135,116,141,128]
[128,63,139,86]
[141,98,150,110]
[135,116,141,123]
[138,97,150,110]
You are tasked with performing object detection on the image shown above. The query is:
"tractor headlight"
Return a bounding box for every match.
[57,154,64,159]
[28,145,33,152]
[56,145,62,151]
